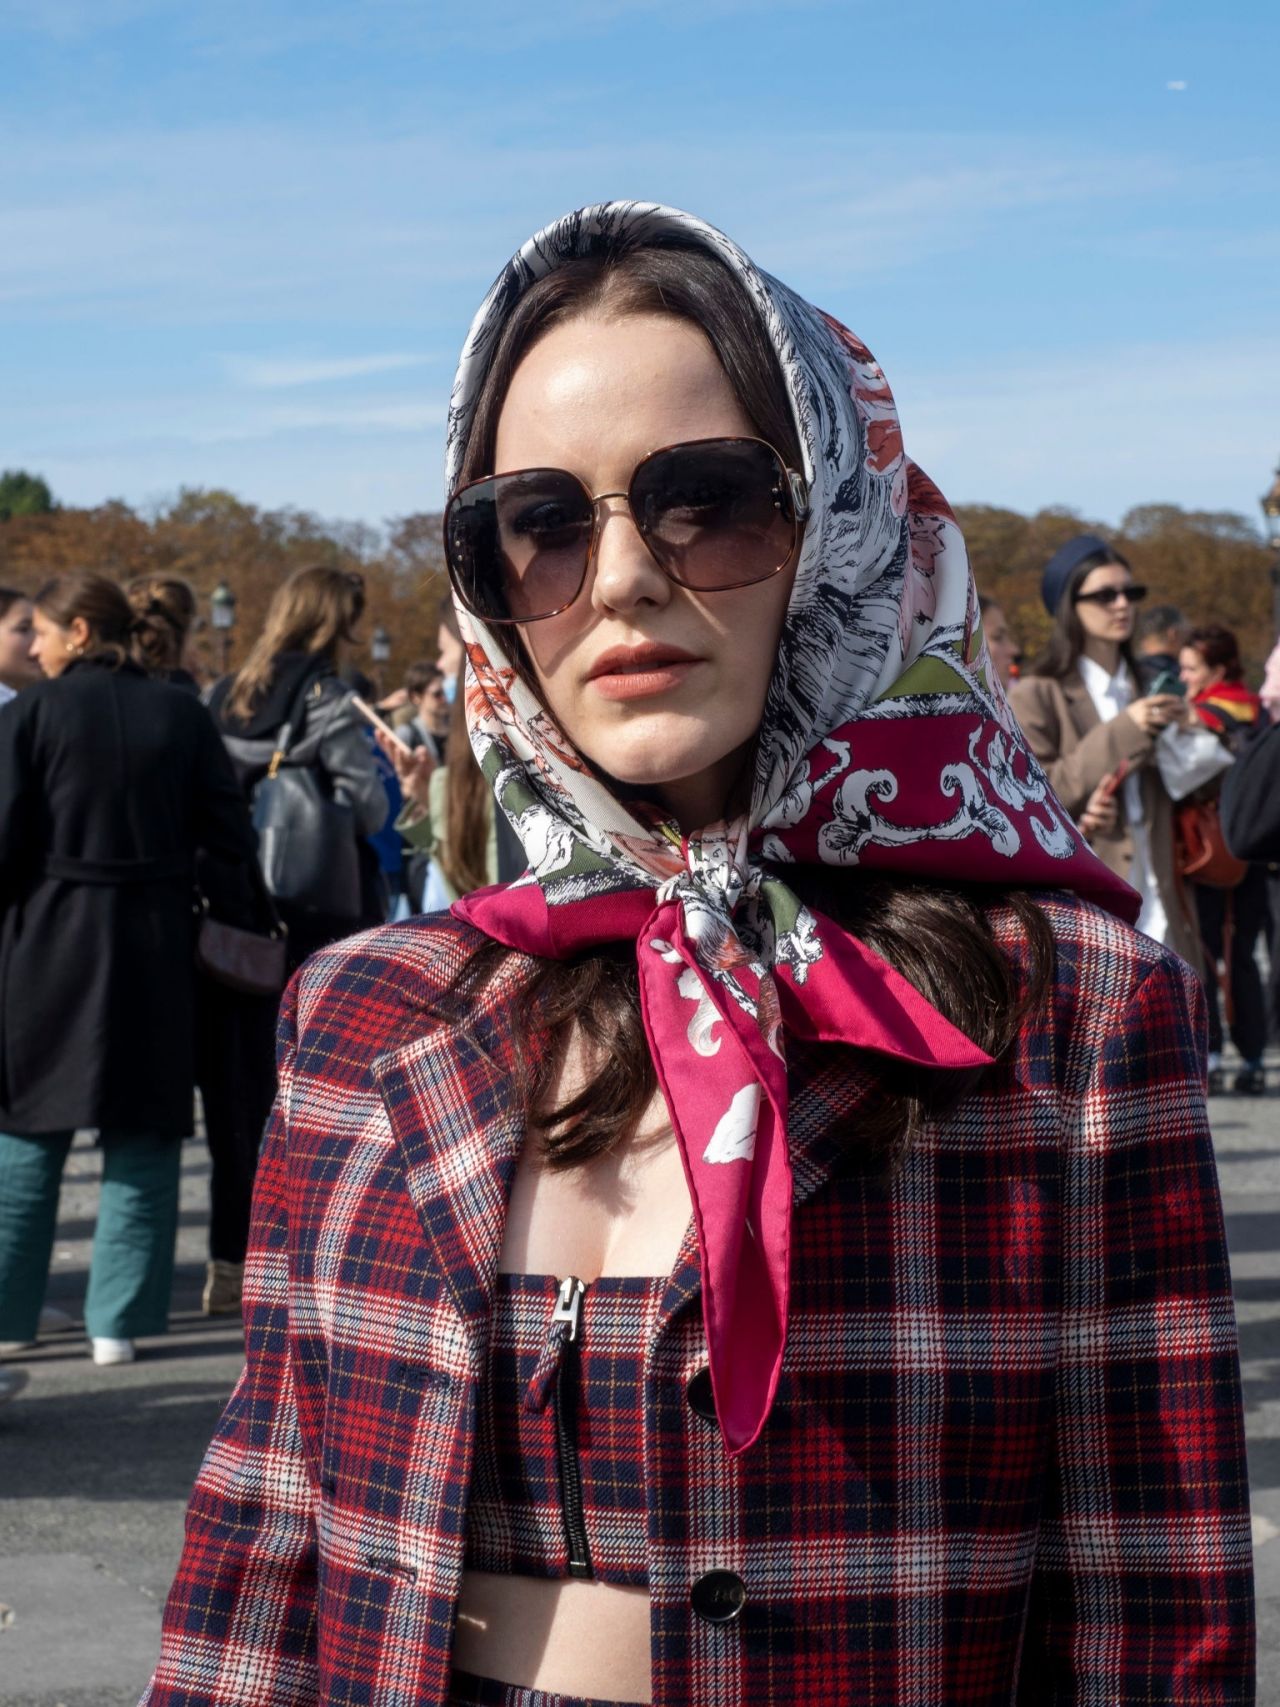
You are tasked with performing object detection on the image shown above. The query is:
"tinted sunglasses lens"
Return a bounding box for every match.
[632,440,797,589]
[1077,583,1147,607]
[446,471,593,623]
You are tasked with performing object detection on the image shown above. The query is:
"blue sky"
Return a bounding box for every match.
[2,0,1277,533]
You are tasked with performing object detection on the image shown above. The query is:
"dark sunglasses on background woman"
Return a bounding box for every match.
[445,436,810,625]
[1073,583,1148,607]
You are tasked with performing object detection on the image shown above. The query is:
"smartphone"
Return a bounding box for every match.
[1099,759,1130,801]
[1147,669,1185,698]
[350,693,413,754]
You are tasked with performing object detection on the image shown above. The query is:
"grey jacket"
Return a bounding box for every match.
[212,675,388,838]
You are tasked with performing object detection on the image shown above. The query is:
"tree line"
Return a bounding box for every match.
[0,470,1275,685]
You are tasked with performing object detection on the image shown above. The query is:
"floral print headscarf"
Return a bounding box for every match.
[449,202,1136,1455]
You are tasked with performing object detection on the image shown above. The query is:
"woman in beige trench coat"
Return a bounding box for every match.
[1009,534,1200,970]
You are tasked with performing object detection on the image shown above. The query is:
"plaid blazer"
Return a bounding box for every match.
[144,894,1254,1705]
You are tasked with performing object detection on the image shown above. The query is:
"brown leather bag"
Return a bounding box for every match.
[1175,796,1247,890]
[194,897,288,996]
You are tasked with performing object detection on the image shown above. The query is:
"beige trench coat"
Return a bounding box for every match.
[1008,668,1200,969]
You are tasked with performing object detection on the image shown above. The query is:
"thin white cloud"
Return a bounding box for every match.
[0,0,164,40]
[191,397,447,440]
[3,119,1260,324]
[224,352,428,389]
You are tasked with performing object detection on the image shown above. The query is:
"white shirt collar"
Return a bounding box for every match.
[1077,652,1132,713]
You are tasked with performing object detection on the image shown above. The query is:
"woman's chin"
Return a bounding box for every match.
[575,731,754,832]
[583,737,728,795]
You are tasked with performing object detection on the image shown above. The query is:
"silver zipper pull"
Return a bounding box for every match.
[552,1276,585,1343]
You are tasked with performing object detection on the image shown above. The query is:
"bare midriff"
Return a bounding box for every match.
[453,1030,692,1706]
[453,1574,653,1702]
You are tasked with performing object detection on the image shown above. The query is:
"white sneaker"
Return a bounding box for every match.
[90,1337,135,1366]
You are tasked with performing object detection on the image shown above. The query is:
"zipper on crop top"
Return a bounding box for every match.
[551,1276,592,1580]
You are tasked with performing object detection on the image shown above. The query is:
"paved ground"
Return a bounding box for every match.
[1,1071,1278,1705]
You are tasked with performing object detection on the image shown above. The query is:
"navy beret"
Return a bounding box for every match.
[1040,533,1115,615]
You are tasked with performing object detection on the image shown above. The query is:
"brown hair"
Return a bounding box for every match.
[1025,546,1138,681]
[126,575,198,674]
[225,565,365,722]
[1182,624,1243,683]
[437,676,494,897]
[34,571,134,667]
[449,238,1052,1169]
[431,592,497,894]
[0,586,31,622]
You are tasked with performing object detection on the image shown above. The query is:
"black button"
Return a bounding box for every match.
[686,1367,717,1423]
[690,1569,746,1624]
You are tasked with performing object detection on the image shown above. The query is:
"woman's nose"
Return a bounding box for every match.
[588,496,671,615]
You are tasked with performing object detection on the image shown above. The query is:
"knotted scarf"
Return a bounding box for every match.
[447,202,1138,1455]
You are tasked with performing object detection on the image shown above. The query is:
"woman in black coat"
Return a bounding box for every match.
[0,572,258,1366]
[196,564,389,1317]
[1221,718,1280,1047]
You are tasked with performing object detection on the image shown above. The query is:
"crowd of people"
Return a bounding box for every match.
[0,200,1267,1698]
[7,544,1267,1380]
[982,549,1280,1092]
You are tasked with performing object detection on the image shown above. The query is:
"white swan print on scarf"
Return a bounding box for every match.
[702,1083,762,1165]
[677,966,723,1057]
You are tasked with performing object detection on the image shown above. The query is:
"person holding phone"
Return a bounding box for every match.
[1009,536,1199,968]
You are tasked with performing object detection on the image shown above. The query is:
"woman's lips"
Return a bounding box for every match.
[587,644,703,702]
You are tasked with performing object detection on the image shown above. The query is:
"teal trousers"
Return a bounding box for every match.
[0,1130,181,1342]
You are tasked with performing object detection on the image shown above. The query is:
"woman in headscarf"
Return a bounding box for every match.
[145,204,1252,1707]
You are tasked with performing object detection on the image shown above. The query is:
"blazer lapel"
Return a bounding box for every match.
[371,951,545,1359]
[1060,667,1101,745]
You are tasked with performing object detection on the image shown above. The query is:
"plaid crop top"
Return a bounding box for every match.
[464,1272,666,1588]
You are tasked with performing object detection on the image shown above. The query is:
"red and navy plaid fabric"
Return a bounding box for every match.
[466,1272,662,1586]
[143,894,1254,1706]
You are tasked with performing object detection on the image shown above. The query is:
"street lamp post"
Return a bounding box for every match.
[1263,466,1280,641]
[210,581,237,675]
[371,623,391,697]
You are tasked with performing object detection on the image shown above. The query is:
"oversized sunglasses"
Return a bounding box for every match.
[1073,582,1148,607]
[444,436,809,626]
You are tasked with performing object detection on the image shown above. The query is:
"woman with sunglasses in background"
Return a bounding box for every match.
[145,206,1251,1706]
[1009,535,1201,968]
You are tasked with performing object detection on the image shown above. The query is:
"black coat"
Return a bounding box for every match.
[0,658,258,1136]
[1221,720,1280,863]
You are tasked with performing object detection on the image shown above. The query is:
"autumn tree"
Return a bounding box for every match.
[4,482,1269,686]
[0,489,450,685]
[954,501,1276,679]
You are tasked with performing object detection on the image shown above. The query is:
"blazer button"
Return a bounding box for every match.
[690,1569,747,1625]
[685,1367,717,1423]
